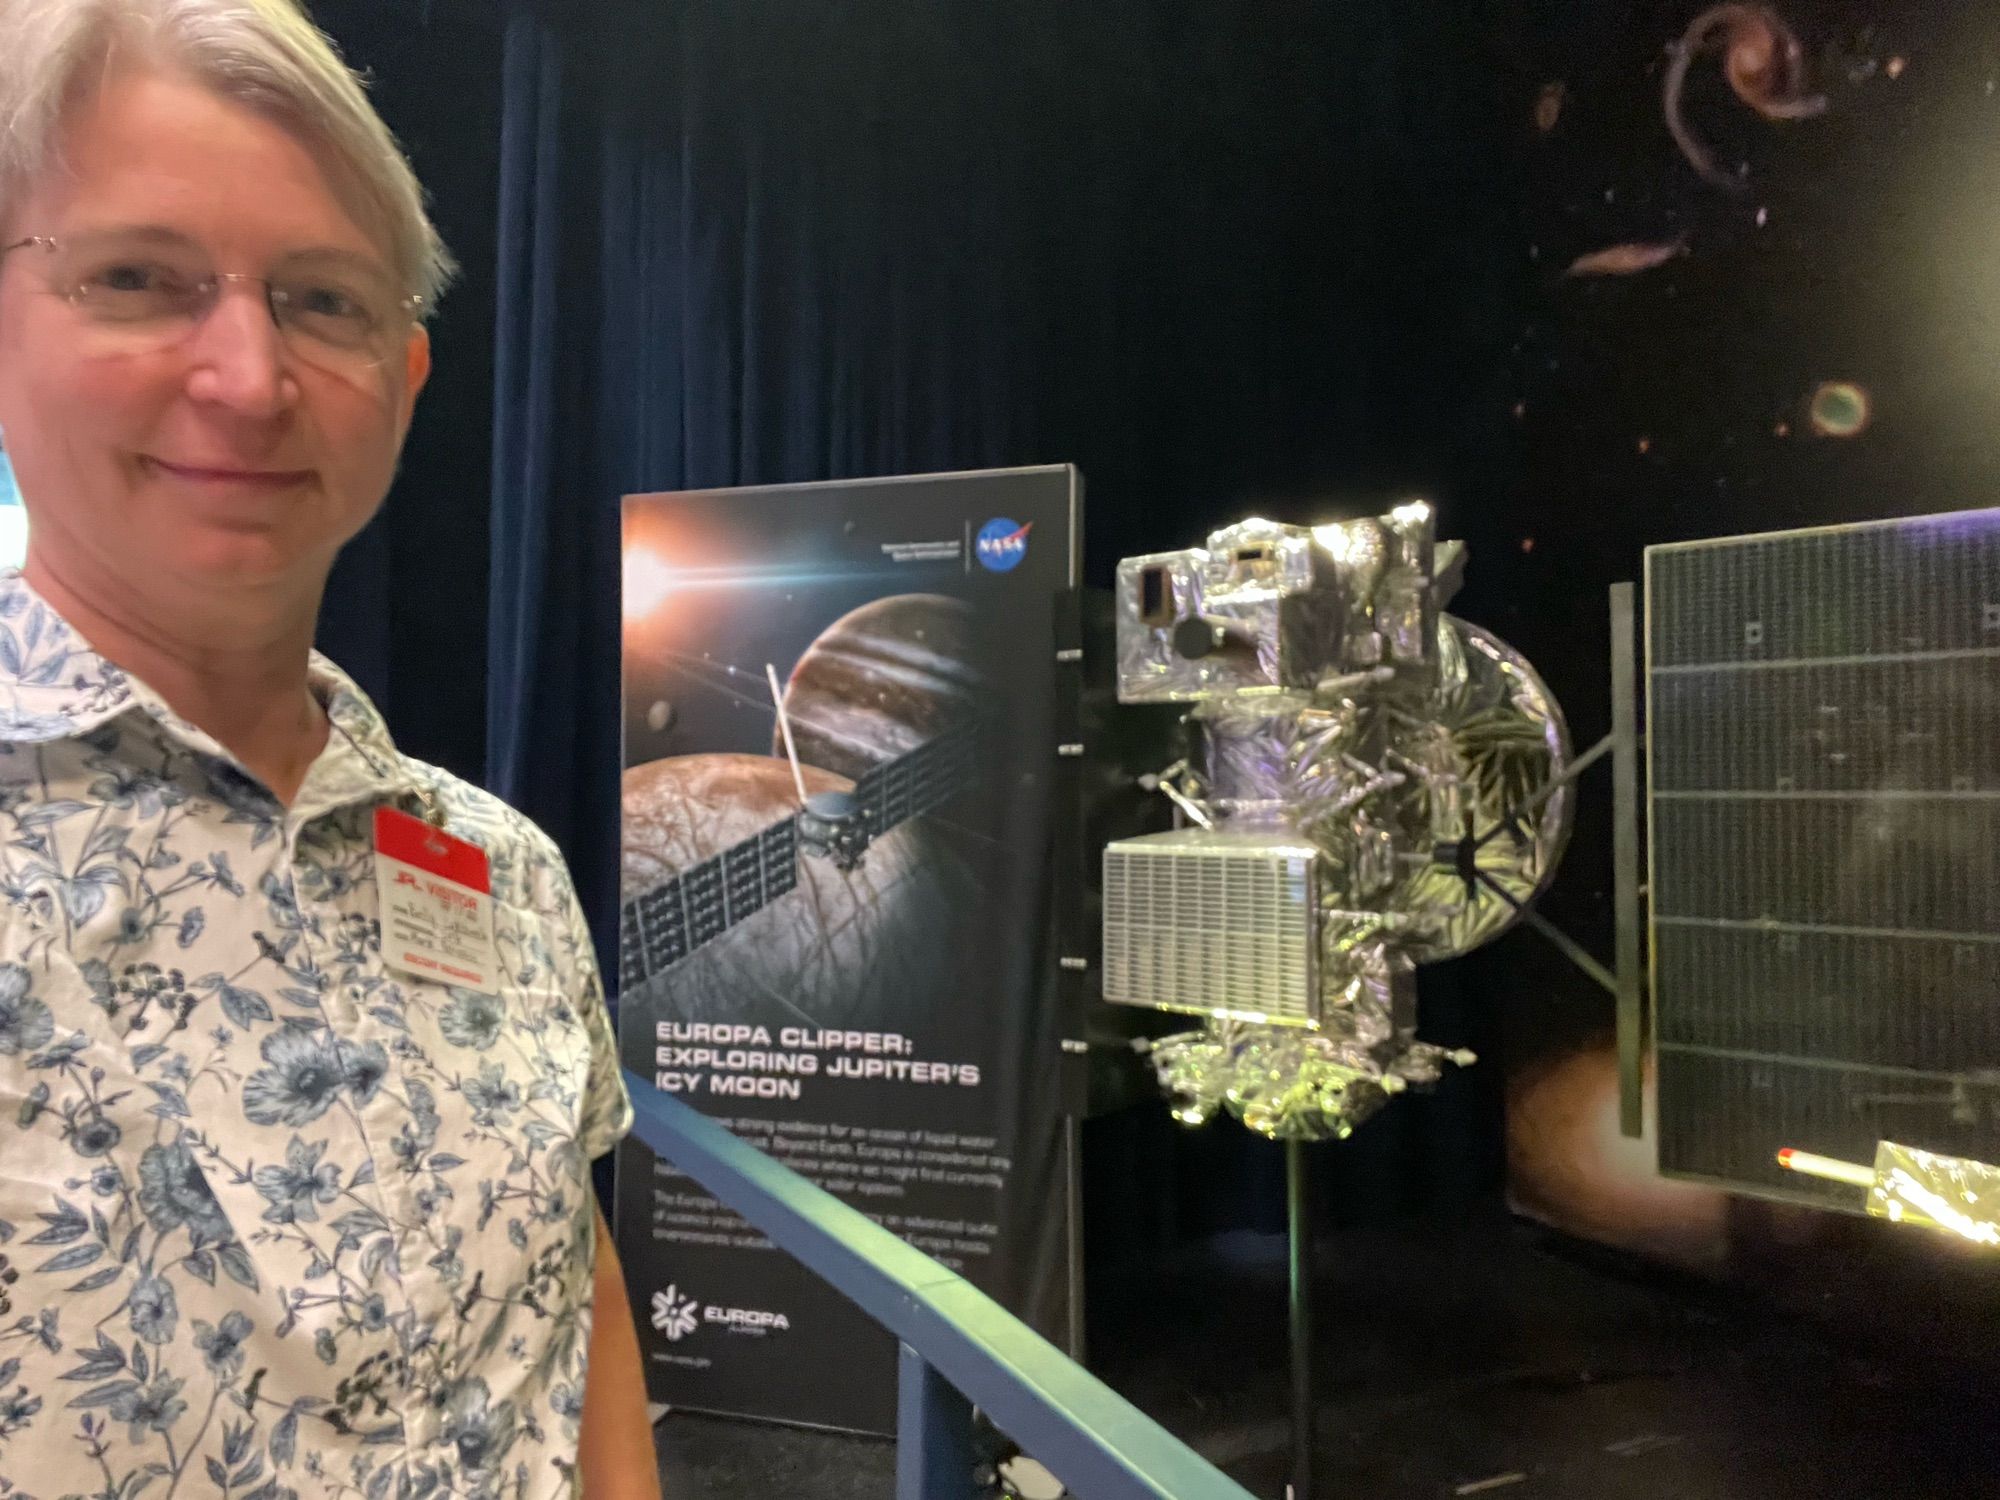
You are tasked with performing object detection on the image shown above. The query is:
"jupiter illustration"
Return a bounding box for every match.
[776,595,981,780]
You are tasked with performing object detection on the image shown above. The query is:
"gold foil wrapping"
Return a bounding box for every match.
[1867,1141,2000,1247]
[1142,1020,1471,1142]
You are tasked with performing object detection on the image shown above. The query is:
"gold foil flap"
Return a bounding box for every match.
[1867,1141,2000,1248]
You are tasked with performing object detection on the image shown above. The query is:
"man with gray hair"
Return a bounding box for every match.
[0,2,660,1495]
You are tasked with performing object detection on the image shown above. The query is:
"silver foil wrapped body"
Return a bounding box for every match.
[1105,506,1571,1141]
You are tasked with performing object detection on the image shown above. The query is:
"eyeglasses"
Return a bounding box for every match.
[0,231,423,378]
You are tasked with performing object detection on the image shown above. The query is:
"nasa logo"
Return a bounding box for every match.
[974,517,1032,573]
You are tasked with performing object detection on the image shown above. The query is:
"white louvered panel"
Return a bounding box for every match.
[1102,831,1319,1025]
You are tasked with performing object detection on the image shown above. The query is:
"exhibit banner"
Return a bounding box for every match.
[612,467,1080,1432]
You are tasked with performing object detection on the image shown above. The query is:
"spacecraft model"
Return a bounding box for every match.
[1102,502,1573,1140]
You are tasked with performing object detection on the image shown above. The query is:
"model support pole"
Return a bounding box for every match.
[1286,1139,1315,1500]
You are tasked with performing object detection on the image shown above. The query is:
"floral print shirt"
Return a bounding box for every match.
[0,572,631,1500]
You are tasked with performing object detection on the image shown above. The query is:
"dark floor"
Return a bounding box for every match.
[651,1212,2000,1499]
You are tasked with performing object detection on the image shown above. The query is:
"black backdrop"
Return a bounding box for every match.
[311,0,2000,1262]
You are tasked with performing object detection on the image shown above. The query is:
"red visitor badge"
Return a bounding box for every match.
[374,806,500,994]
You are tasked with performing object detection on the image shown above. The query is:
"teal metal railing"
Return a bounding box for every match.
[623,1072,1258,1500]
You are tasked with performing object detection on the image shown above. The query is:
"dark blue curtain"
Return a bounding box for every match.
[316,0,500,784]
[481,0,1509,925]
[472,0,1521,1254]
[485,9,619,920]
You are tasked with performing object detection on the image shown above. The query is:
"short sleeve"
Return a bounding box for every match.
[562,878,633,1161]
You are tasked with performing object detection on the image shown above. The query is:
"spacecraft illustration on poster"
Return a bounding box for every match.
[612,467,1079,1433]
[619,588,988,1031]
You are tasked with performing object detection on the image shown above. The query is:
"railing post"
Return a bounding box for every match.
[897,1340,978,1500]
[626,1075,1264,1500]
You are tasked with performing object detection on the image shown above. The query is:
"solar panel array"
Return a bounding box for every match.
[1647,511,2000,1207]
[618,716,986,990]
[853,715,983,843]
[620,820,800,987]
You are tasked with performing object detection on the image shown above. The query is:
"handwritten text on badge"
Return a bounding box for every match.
[374,806,501,994]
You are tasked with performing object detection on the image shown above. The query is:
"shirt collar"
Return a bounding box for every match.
[0,568,421,815]
[0,569,135,741]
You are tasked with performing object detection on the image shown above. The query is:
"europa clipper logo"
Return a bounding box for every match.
[650,1283,791,1342]
[974,517,1032,573]
[649,1286,700,1342]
